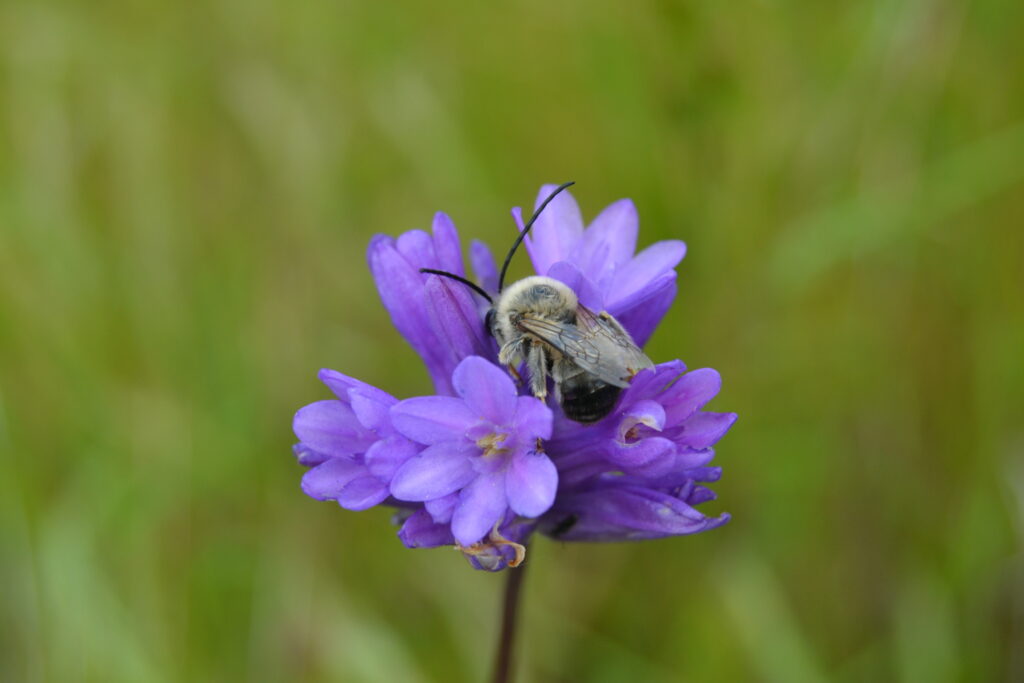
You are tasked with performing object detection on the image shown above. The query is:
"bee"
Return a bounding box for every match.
[421,182,653,423]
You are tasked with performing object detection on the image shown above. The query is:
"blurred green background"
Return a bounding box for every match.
[2,0,1022,681]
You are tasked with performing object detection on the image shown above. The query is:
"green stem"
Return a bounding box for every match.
[491,560,528,683]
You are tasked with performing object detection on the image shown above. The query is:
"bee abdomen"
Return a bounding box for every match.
[560,378,621,423]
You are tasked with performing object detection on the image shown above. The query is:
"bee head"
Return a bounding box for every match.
[484,308,497,337]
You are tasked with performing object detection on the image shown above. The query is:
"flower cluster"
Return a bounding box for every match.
[293,185,736,570]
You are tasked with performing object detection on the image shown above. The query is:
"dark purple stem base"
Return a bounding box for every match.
[491,560,528,683]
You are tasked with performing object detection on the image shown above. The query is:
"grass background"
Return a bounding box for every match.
[1,0,1022,681]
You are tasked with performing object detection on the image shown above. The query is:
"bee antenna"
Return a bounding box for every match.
[498,181,576,292]
[419,268,494,304]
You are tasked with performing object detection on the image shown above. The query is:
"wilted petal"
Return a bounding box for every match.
[399,509,454,548]
[452,356,518,425]
[301,457,364,500]
[293,400,375,455]
[390,396,477,444]
[432,212,464,276]
[451,471,507,546]
[506,451,558,517]
[390,442,476,501]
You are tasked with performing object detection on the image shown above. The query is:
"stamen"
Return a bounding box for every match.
[455,522,528,569]
[476,432,511,458]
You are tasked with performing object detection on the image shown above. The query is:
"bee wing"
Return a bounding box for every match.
[516,305,653,388]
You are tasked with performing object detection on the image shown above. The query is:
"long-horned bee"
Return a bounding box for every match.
[421,182,653,423]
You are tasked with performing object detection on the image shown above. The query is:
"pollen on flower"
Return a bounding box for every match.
[476,432,511,458]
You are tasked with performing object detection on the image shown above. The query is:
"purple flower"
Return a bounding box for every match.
[511,185,686,346]
[293,185,736,570]
[367,214,494,395]
[293,369,421,510]
[541,361,734,542]
[389,356,555,548]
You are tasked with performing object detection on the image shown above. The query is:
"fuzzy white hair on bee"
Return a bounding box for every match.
[420,182,653,423]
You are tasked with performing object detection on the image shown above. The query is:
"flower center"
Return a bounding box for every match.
[620,415,660,444]
[476,432,510,458]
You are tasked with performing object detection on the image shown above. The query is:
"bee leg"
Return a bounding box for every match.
[527,343,548,400]
[504,363,523,385]
[498,339,526,385]
[550,356,573,405]
[498,338,524,366]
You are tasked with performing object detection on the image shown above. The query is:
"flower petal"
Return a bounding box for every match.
[451,471,507,546]
[609,240,686,304]
[335,477,390,510]
[398,509,454,548]
[389,442,476,501]
[432,212,464,276]
[424,276,491,371]
[452,356,518,425]
[470,239,500,294]
[506,451,558,517]
[348,391,392,435]
[364,436,420,481]
[547,261,604,311]
[546,485,728,541]
[425,492,459,524]
[318,368,395,406]
[293,400,375,455]
[686,485,718,505]
[293,443,330,468]
[607,273,677,348]
[301,457,364,500]
[367,234,452,393]
[660,368,722,425]
[519,184,584,277]
[675,412,738,449]
[395,229,436,269]
[670,447,718,470]
[390,396,477,444]
[607,436,676,477]
[574,198,639,277]
[620,399,667,438]
[615,362,687,411]
[512,396,554,440]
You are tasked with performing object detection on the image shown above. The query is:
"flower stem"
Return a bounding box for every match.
[491,560,528,683]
